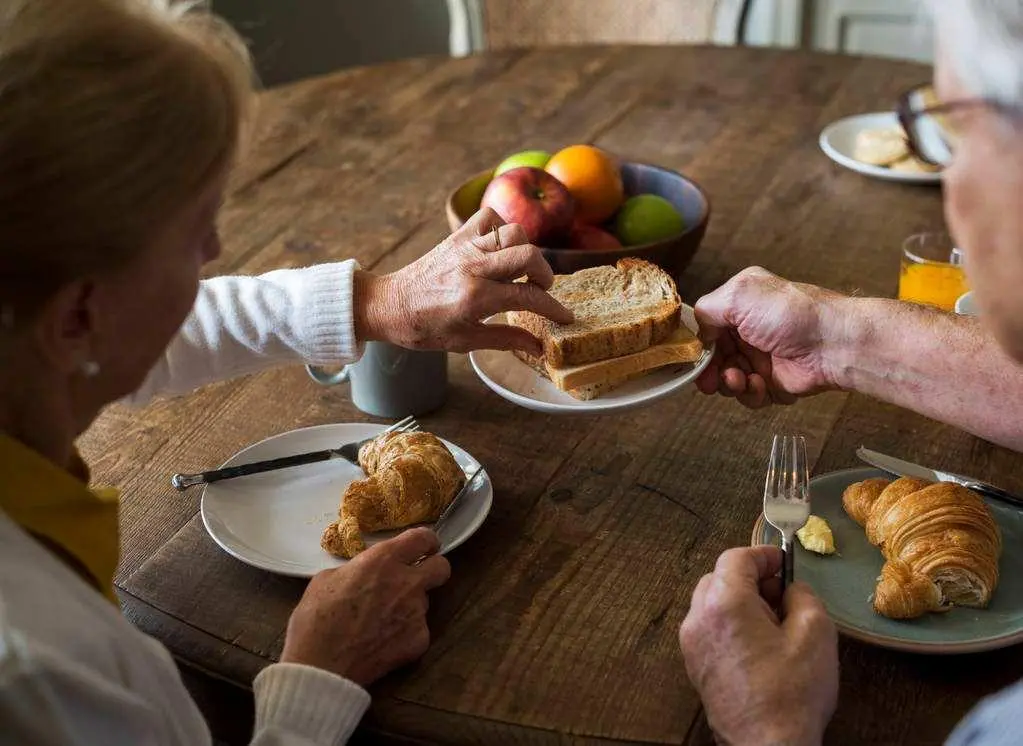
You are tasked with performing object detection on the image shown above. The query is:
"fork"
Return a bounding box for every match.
[762,434,810,597]
[170,416,420,490]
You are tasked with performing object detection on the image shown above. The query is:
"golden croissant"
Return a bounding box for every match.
[321,431,464,559]
[842,476,1001,619]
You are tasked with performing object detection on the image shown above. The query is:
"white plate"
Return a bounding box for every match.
[955,290,978,316]
[200,423,493,577]
[468,304,713,415]
[819,112,942,185]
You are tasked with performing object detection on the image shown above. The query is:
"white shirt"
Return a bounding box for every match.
[0,260,372,745]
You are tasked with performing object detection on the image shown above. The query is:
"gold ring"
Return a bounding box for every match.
[492,225,502,251]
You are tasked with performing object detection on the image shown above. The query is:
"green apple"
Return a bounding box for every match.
[494,149,551,176]
[614,194,685,246]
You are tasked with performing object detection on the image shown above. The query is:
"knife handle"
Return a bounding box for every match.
[963,480,1023,509]
[170,449,336,491]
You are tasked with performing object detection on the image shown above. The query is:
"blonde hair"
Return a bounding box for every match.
[0,0,253,317]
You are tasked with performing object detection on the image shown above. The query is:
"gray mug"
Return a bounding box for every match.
[306,342,448,418]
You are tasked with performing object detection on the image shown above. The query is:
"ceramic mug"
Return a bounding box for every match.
[306,342,448,418]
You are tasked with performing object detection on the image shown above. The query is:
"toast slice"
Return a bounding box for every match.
[513,349,639,400]
[544,326,702,390]
[514,325,703,400]
[566,371,648,400]
[506,258,680,368]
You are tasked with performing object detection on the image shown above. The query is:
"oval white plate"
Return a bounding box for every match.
[468,304,713,415]
[200,423,492,577]
[819,112,942,185]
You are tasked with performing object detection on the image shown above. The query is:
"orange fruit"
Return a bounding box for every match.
[545,145,624,224]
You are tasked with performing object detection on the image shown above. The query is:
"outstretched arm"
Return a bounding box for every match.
[827,297,1023,451]
[694,267,1023,452]
[124,261,361,406]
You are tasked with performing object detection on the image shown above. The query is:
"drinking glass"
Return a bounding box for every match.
[898,232,968,311]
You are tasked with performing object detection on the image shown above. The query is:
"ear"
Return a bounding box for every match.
[31,280,98,376]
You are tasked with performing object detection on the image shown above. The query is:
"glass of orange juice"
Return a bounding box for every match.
[898,232,968,311]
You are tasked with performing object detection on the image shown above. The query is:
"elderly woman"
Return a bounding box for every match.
[0,1,570,744]
[680,1,1023,744]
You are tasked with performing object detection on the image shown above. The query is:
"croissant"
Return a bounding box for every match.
[842,477,1002,619]
[841,477,889,527]
[320,431,464,559]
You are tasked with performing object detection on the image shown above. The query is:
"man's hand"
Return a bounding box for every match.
[281,527,451,686]
[679,546,839,746]
[694,267,846,408]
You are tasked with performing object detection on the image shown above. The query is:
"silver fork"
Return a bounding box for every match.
[763,434,810,596]
[170,416,420,490]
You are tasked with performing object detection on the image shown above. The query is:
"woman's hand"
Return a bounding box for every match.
[679,546,839,746]
[281,527,450,686]
[354,208,574,355]
[694,267,847,408]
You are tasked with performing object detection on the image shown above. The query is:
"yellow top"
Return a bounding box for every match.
[0,433,119,602]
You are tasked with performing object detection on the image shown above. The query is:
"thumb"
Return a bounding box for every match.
[695,267,777,346]
[693,287,732,346]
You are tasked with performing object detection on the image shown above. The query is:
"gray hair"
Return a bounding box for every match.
[932,0,1023,108]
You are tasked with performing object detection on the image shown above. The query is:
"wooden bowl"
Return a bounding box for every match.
[445,161,711,280]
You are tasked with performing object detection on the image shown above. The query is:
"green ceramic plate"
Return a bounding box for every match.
[751,468,1023,654]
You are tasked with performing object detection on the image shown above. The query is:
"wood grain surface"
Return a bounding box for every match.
[78,46,1023,745]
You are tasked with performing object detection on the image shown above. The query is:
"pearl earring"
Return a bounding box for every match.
[80,360,100,377]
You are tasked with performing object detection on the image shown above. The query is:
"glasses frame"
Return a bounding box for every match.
[896,85,968,166]
[896,84,1018,166]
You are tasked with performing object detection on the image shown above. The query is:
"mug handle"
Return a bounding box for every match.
[305,364,351,386]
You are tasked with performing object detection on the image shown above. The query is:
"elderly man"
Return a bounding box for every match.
[679,1,1023,744]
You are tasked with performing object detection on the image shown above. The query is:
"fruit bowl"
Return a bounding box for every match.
[445,161,711,279]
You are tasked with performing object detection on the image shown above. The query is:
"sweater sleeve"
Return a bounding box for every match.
[0,623,370,746]
[123,261,364,407]
[251,663,371,746]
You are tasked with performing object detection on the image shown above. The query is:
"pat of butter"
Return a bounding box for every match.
[796,515,836,555]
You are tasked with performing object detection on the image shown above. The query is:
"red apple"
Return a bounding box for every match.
[480,167,574,246]
[569,221,623,251]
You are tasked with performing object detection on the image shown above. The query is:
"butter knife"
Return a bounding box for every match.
[413,465,484,564]
[856,447,1023,509]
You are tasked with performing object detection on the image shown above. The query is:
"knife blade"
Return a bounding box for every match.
[856,447,1023,509]
[413,465,484,565]
[433,466,484,536]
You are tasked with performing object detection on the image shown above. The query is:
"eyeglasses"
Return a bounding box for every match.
[896,83,1019,167]
[895,84,969,167]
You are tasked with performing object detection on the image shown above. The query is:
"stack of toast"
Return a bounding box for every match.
[507,258,704,400]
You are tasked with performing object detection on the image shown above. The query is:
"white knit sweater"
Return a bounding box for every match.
[0,261,373,745]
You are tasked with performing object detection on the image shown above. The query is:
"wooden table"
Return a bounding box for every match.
[81,45,1023,745]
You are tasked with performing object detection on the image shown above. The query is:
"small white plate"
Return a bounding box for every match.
[819,112,942,185]
[468,304,713,415]
[955,290,978,316]
[200,423,492,577]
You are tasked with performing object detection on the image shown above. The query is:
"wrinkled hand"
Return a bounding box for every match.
[694,267,845,408]
[679,546,838,746]
[357,207,574,355]
[281,527,450,686]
